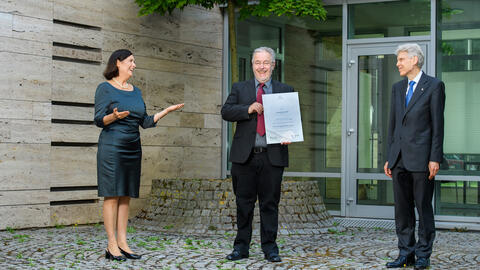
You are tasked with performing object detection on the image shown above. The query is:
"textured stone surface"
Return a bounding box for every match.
[0,0,223,230]
[0,221,478,269]
[142,179,334,236]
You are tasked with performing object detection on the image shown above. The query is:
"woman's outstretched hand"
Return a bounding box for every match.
[167,103,184,113]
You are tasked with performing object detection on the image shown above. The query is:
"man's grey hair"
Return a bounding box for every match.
[251,47,276,63]
[395,43,424,68]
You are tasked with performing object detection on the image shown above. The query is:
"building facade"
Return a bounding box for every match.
[0,0,223,229]
[0,0,479,230]
[223,0,480,228]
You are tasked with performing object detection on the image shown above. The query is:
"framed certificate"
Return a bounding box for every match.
[262,92,304,144]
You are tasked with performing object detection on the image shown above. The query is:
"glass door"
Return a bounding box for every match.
[345,42,429,218]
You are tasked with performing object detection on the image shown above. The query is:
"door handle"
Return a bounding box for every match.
[347,128,355,136]
[346,197,354,205]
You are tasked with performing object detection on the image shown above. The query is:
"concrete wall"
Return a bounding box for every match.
[0,0,223,229]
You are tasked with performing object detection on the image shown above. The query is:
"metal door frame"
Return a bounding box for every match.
[344,40,430,218]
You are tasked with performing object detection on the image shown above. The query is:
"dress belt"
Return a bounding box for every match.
[253,147,267,153]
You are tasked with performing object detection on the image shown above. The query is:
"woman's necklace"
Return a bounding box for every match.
[112,77,129,89]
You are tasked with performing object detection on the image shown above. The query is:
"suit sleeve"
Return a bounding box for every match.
[386,85,396,162]
[140,101,157,129]
[429,80,446,163]
[221,83,252,122]
[94,84,110,128]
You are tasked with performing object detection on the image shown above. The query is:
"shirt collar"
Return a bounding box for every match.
[409,70,423,85]
[255,78,272,88]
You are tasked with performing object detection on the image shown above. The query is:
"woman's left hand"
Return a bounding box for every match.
[167,103,184,113]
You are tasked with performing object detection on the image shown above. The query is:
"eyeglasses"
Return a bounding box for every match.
[253,61,273,67]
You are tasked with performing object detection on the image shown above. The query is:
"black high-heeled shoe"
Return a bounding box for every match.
[119,247,142,260]
[105,249,127,261]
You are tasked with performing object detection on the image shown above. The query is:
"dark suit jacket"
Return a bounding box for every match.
[221,79,294,167]
[387,72,446,172]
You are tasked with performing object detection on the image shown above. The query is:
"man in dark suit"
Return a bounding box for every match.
[221,47,293,263]
[384,43,445,270]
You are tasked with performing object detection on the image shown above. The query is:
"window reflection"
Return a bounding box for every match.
[438,0,480,176]
[348,0,430,39]
[435,181,480,217]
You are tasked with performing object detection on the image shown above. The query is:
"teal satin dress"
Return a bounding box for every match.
[94,82,156,198]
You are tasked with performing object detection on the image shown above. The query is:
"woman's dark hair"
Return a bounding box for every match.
[103,49,133,80]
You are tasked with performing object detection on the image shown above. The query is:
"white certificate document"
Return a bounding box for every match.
[262,92,304,144]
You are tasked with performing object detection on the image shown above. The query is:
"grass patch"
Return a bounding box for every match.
[127,226,136,233]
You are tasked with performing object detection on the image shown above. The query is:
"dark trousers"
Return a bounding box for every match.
[392,155,435,258]
[231,151,284,255]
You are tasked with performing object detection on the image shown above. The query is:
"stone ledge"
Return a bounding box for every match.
[138,178,337,235]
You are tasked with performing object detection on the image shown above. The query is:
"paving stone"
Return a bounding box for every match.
[0,221,478,269]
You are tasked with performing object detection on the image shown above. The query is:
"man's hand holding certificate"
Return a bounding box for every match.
[262,92,304,144]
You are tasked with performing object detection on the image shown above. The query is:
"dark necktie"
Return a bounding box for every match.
[256,83,265,136]
[406,81,415,107]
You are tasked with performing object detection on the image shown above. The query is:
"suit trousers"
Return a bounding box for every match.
[392,155,435,258]
[231,151,284,255]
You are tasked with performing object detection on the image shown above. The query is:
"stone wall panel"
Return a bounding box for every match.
[52,46,102,62]
[53,23,102,48]
[0,119,50,144]
[0,36,51,56]
[12,15,52,43]
[51,123,99,143]
[50,203,103,226]
[0,144,50,190]
[52,105,93,121]
[53,0,102,27]
[0,52,51,101]
[179,147,221,179]
[0,205,49,229]
[0,190,49,206]
[0,13,12,37]
[52,60,102,103]
[0,0,53,20]
[50,146,97,187]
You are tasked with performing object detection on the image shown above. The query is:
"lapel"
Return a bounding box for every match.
[404,72,429,115]
[271,80,278,94]
[247,79,256,103]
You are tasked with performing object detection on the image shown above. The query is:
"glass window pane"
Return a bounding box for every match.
[357,55,402,173]
[348,0,430,39]
[437,0,480,177]
[435,181,480,217]
[357,179,394,206]
[236,19,282,82]
[284,6,343,172]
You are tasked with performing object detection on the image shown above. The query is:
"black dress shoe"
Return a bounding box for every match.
[414,257,430,270]
[386,255,415,268]
[105,249,127,261]
[226,250,249,261]
[119,247,142,259]
[265,253,282,262]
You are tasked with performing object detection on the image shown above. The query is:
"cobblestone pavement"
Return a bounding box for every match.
[1,219,479,269]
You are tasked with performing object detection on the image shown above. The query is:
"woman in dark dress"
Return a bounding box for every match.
[94,49,183,261]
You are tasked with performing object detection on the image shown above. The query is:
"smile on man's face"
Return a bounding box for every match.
[396,51,417,78]
[252,51,275,83]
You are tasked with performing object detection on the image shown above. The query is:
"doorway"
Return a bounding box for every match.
[345,42,429,218]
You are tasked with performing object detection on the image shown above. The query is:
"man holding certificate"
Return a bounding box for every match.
[221,47,294,263]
